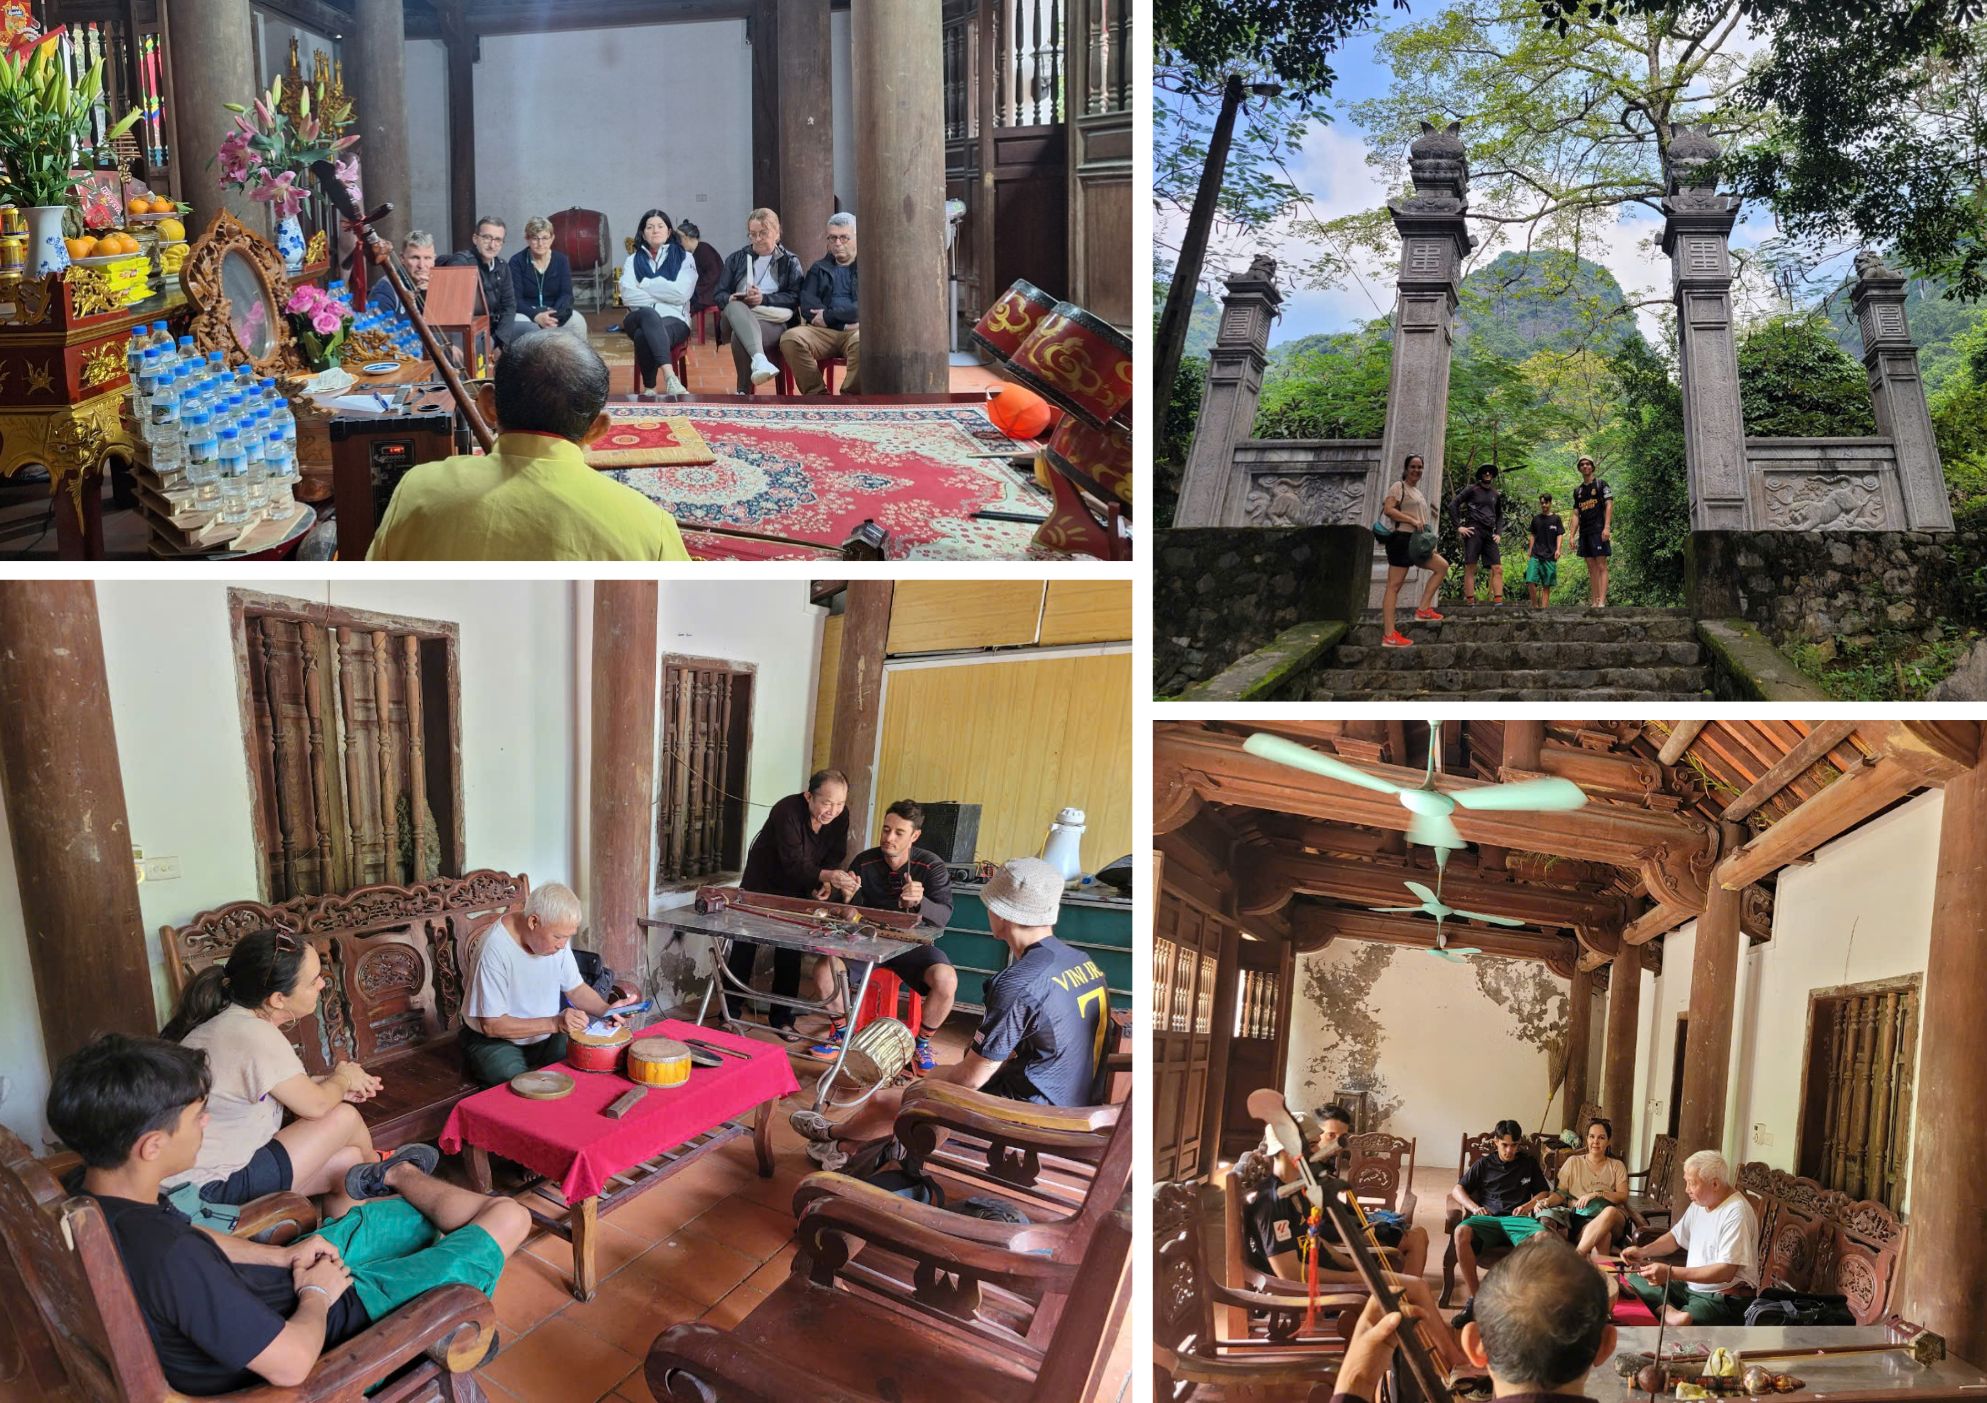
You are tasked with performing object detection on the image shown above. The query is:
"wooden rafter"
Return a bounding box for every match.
[1292,904,1583,977]
[1656,719,1707,765]
[1720,721,1859,823]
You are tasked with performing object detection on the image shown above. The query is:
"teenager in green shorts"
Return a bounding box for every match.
[1618,1148,1759,1325]
[46,1034,528,1395]
[1448,1118,1552,1319]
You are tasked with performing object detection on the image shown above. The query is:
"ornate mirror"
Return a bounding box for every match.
[182,209,306,377]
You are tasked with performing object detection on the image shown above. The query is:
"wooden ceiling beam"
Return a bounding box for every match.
[1716,756,1921,890]
[1656,719,1706,765]
[1720,721,1859,823]
[1291,904,1583,978]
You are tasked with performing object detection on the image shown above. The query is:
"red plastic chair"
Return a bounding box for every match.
[625,334,692,395]
[692,304,722,345]
[767,341,842,396]
[854,967,924,1047]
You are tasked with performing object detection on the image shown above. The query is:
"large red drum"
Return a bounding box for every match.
[550,207,610,275]
[1045,414,1133,514]
[1005,302,1133,430]
[971,279,1058,364]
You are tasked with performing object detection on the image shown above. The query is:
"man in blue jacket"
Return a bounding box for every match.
[779,212,861,395]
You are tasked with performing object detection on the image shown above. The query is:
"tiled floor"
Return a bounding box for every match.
[462,1018,1128,1403]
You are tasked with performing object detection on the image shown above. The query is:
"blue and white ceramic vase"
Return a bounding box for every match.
[26,205,69,277]
[277,214,306,271]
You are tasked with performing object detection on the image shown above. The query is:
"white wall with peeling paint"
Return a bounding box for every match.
[1286,941,1571,1170]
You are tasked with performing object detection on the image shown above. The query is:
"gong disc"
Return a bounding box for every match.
[509,1069,575,1100]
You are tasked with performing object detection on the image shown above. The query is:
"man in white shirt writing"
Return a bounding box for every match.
[1618,1148,1759,1325]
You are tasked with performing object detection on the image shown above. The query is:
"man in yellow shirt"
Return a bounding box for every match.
[367,331,691,560]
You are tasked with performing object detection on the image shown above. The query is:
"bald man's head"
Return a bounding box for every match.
[1471,1235,1614,1390]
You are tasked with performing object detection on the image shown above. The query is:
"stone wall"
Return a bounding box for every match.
[1155,526,1371,695]
[1689,531,1959,649]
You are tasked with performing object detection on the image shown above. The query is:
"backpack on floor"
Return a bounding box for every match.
[1744,1288,1855,1327]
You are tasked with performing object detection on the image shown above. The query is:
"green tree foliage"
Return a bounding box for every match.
[1596,333,1689,606]
[1156,0,1406,100]
[1735,315,1878,438]
[1931,318,1987,501]
[1457,251,1640,361]
[1253,324,1393,438]
[1158,355,1209,528]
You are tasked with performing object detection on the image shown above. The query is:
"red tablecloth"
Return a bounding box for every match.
[437,1019,798,1203]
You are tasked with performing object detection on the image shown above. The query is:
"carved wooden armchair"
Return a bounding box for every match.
[1440,1130,1550,1307]
[1155,1180,1357,1402]
[1738,1161,1905,1324]
[1627,1133,1678,1234]
[1342,1130,1419,1221]
[1217,1165,1382,1345]
[0,1127,497,1403]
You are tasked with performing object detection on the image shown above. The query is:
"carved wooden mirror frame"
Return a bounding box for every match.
[182,210,308,377]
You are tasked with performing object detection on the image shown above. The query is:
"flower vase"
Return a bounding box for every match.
[26,205,70,278]
[277,214,306,272]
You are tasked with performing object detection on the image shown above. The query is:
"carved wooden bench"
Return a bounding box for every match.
[1737,1161,1905,1323]
[161,870,529,1152]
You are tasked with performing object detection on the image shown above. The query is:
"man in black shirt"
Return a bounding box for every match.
[802,799,959,1072]
[1448,1119,1552,1309]
[779,212,861,394]
[44,1035,527,1396]
[790,858,1106,1168]
[441,215,520,356]
[1233,1149,1309,1279]
[731,767,858,1031]
[1450,464,1506,605]
[1572,456,1614,607]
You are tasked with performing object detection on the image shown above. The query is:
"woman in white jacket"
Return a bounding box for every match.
[619,207,697,396]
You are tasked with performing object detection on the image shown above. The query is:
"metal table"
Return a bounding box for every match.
[665,902,922,1111]
[1602,1327,1987,1403]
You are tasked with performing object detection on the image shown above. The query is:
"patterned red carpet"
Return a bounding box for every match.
[597,401,1061,559]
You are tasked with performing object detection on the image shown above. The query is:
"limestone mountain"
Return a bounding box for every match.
[1454,251,1641,361]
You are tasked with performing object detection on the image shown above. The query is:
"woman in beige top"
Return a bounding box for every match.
[1545,1116,1631,1259]
[160,928,399,1218]
[1378,454,1453,649]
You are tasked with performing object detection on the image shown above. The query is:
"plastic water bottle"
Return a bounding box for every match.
[184,410,218,502]
[174,335,197,371]
[217,428,249,527]
[148,369,183,473]
[132,346,163,421]
[263,417,296,487]
[241,411,270,518]
[259,379,297,445]
[125,327,150,383]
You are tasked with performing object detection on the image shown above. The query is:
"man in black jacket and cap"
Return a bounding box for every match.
[1450,463,1507,605]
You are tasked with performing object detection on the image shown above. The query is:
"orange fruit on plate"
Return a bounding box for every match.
[149,196,175,214]
[65,236,96,259]
[126,196,151,216]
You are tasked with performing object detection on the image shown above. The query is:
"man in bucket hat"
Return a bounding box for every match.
[789,857,1109,1169]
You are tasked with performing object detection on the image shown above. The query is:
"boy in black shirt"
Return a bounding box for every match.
[1447,1119,1552,1310]
[46,1034,528,1395]
[1524,492,1564,608]
[1572,456,1614,606]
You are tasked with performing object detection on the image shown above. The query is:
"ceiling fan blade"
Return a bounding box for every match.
[1446,946,1483,958]
[1452,907,1529,928]
[1402,880,1439,905]
[1424,719,1441,786]
[1372,904,1427,913]
[1451,776,1589,812]
[1427,947,1468,963]
[1407,811,1466,849]
[1244,733,1406,795]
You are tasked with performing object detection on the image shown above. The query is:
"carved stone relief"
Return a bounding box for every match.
[1242,474,1365,527]
[1763,474,1888,530]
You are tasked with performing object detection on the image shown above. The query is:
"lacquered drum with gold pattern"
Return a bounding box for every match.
[1045,413,1133,513]
[971,279,1059,364]
[1005,302,1133,430]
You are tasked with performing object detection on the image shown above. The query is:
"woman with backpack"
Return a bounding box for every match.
[1377,453,1451,648]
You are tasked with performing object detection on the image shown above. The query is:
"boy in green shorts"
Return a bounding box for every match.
[47,1034,528,1394]
[1448,1118,1552,1317]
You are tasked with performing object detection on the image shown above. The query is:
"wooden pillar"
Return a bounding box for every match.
[1564,965,1593,1131]
[750,0,782,216]
[853,0,951,393]
[1675,822,1746,1210]
[440,1,477,253]
[1504,719,1545,771]
[587,583,658,978]
[0,584,155,1067]
[345,0,413,243]
[1603,945,1641,1156]
[776,0,832,260]
[1902,746,1987,1368]
[827,581,893,858]
[164,0,258,227]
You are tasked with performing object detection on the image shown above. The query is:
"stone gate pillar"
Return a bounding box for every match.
[1368,122,1474,604]
[1661,127,1751,530]
[1851,253,1954,531]
[1175,255,1283,525]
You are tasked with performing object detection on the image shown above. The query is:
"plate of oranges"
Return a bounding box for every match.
[66,231,144,265]
[126,194,180,220]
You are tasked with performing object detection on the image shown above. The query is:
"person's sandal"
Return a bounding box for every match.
[344,1142,440,1201]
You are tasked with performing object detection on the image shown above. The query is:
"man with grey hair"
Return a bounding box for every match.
[458,880,643,1085]
[1618,1148,1759,1324]
[779,211,861,394]
[367,230,438,318]
[789,857,1103,1167]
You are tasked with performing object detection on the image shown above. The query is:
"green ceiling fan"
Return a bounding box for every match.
[1371,852,1527,960]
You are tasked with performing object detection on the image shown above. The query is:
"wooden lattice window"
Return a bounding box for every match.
[1151,934,1176,1027]
[1797,976,1919,1210]
[232,592,462,902]
[1195,951,1218,1034]
[1236,967,1279,1040]
[654,657,754,887]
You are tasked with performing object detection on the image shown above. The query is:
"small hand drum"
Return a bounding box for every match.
[627,1037,692,1088]
[1045,413,1133,513]
[567,1022,632,1074]
[842,1016,915,1088]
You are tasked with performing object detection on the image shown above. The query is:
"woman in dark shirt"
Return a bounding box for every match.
[728,768,859,1030]
[1526,493,1565,608]
[508,216,588,343]
[678,221,726,315]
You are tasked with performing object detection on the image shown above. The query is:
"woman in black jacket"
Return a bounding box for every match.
[714,207,805,392]
[508,216,589,342]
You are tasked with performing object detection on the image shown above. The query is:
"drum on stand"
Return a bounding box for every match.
[1004,302,1133,430]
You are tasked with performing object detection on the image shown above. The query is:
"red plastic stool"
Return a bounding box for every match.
[625,334,692,395]
[853,967,923,1043]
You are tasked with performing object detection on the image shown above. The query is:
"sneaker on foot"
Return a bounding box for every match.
[1450,1300,1475,1330]
[1382,631,1415,648]
[789,1108,836,1142]
[750,353,779,385]
[1415,606,1445,620]
[661,368,687,396]
[913,1037,936,1074]
[806,1026,846,1061]
[344,1142,439,1201]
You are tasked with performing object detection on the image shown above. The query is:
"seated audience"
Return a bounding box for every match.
[790,858,1106,1168]
[802,799,958,1072]
[46,1034,528,1396]
[508,216,588,344]
[715,207,804,392]
[460,882,644,1087]
[1449,1118,1552,1316]
[678,220,725,316]
[1540,1117,1631,1260]
[367,230,437,317]
[367,331,690,561]
[157,929,398,1224]
[780,211,862,395]
[729,769,857,1033]
[441,216,520,354]
[1334,1235,1616,1403]
[620,207,696,397]
[1617,1149,1759,1325]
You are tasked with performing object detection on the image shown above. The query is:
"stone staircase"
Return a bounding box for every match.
[1305,605,1715,699]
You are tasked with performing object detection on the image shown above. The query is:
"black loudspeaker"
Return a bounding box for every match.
[915,802,981,864]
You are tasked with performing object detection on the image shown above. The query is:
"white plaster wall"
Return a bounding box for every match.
[0,782,51,1151]
[403,39,452,244]
[1286,942,1569,1170]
